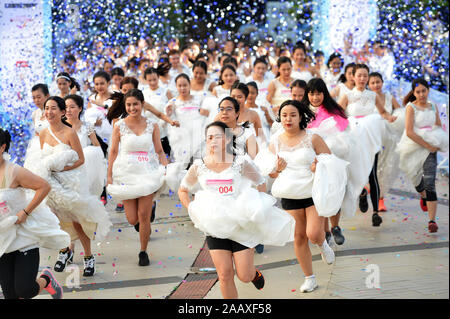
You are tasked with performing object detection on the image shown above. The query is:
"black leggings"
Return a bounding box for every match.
[0,248,41,299]
[415,152,437,201]
[362,153,380,212]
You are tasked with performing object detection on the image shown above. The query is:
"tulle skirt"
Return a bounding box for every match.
[396,125,449,186]
[167,117,206,164]
[0,189,70,257]
[377,108,406,197]
[35,149,112,241]
[83,146,107,197]
[107,153,165,201]
[188,184,295,248]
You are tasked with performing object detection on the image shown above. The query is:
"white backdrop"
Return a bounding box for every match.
[0,0,52,116]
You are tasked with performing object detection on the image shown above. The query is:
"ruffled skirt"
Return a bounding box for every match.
[107,153,165,201]
[188,187,295,248]
[396,126,449,186]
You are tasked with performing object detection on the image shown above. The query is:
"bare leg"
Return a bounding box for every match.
[72,222,91,256]
[286,208,313,276]
[209,249,237,299]
[137,194,154,252]
[233,248,257,283]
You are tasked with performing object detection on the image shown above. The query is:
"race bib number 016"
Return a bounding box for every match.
[205,179,234,196]
[127,151,149,164]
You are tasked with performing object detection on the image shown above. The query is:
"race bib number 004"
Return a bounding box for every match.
[206,179,234,196]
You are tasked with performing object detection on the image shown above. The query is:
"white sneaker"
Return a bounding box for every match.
[318,240,335,265]
[300,276,318,293]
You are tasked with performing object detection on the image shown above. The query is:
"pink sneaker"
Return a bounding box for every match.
[41,268,63,299]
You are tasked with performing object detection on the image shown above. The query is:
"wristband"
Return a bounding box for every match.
[23,209,29,216]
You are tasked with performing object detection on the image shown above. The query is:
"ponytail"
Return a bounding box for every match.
[0,128,11,152]
[107,91,127,123]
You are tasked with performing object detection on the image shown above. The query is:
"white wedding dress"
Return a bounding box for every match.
[181,155,295,248]
[34,128,112,241]
[0,158,70,257]
[396,102,448,186]
[107,118,165,201]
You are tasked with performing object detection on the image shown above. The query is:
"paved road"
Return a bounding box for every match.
[2,171,448,299]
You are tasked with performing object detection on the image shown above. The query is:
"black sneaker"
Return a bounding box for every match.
[372,213,382,227]
[325,231,332,245]
[115,203,124,212]
[252,269,265,290]
[359,188,369,213]
[54,248,73,272]
[83,255,96,277]
[151,203,156,223]
[331,226,345,245]
[134,222,140,232]
[138,251,150,266]
[255,244,264,254]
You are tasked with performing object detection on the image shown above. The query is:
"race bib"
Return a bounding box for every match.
[179,106,199,112]
[206,179,234,196]
[127,151,149,164]
[0,201,11,219]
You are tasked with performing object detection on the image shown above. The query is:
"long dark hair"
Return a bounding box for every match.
[217,64,236,86]
[192,60,208,74]
[0,128,11,153]
[107,91,127,123]
[65,94,108,157]
[56,72,80,92]
[205,121,237,156]
[276,56,292,78]
[64,94,84,120]
[338,62,356,83]
[277,99,316,130]
[302,78,347,119]
[218,96,250,128]
[44,96,72,127]
[326,52,343,69]
[403,78,430,106]
[231,81,249,99]
[144,62,171,79]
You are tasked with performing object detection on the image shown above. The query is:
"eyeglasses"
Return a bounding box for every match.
[207,134,225,140]
[218,107,234,113]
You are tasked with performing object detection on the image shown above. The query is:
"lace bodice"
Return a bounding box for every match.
[346,88,377,117]
[169,95,205,121]
[271,79,292,107]
[291,70,313,82]
[181,155,265,195]
[234,125,255,156]
[117,118,156,154]
[384,92,393,114]
[274,132,316,170]
[215,85,231,100]
[337,82,352,102]
[76,122,95,148]
[408,102,436,128]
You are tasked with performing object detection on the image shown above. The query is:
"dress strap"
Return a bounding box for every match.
[48,127,63,145]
